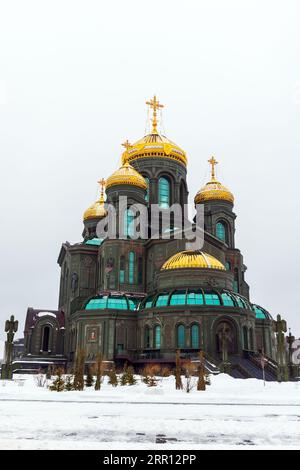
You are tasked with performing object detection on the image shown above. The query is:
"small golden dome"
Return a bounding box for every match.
[106,161,147,190]
[194,157,234,205]
[161,250,226,271]
[121,96,187,167]
[83,179,108,221]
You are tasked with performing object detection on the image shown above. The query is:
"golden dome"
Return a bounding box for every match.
[106,161,147,190]
[121,96,187,167]
[161,250,226,271]
[83,179,108,221]
[194,157,234,205]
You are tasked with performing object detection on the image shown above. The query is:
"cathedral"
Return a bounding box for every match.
[20,96,281,379]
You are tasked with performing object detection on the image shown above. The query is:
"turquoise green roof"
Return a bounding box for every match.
[84,238,103,246]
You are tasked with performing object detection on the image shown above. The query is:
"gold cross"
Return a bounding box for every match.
[208,156,218,180]
[146,95,164,133]
[98,178,106,198]
[122,139,132,151]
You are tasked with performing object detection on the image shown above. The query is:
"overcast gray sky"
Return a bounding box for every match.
[0,0,300,347]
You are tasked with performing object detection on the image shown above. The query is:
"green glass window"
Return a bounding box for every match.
[235,296,246,309]
[144,326,150,348]
[119,255,125,283]
[128,299,138,310]
[204,292,221,305]
[254,306,267,319]
[124,209,135,238]
[177,325,185,348]
[221,293,235,306]
[158,177,170,208]
[84,238,103,246]
[145,297,154,308]
[144,177,150,203]
[107,298,128,309]
[233,268,239,293]
[129,251,135,284]
[187,291,204,305]
[154,325,161,349]
[216,221,227,242]
[85,297,108,309]
[155,294,169,307]
[191,324,199,349]
[170,291,186,305]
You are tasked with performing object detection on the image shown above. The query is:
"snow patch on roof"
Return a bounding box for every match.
[37,312,56,318]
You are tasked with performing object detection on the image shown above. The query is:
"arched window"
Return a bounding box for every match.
[119,255,125,283]
[216,221,227,243]
[158,177,170,208]
[124,209,135,238]
[177,325,185,349]
[144,326,150,348]
[191,324,199,349]
[144,177,150,203]
[128,251,135,284]
[42,326,51,352]
[154,325,161,349]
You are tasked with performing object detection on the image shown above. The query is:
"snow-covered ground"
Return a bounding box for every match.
[1,374,300,450]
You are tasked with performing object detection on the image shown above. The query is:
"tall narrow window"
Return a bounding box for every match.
[249,328,254,350]
[233,268,239,293]
[42,326,50,352]
[124,209,135,238]
[216,221,227,243]
[144,177,150,203]
[177,325,185,349]
[128,251,135,284]
[154,325,161,349]
[225,261,231,271]
[158,177,170,208]
[144,326,150,348]
[138,256,143,284]
[191,324,199,349]
[243,326,248,350]
[119,255,125,283]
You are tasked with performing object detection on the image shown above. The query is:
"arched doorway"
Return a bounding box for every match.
[42,326,51,352]
[215,321,237,359]
[243,326,248,350]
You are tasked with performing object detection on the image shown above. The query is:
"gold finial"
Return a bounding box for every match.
[98,178,106,202]
[208,156,218,181]
[146,95,164,133]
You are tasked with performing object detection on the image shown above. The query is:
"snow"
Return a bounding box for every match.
[0,374,300,449]
[37,312,56,318]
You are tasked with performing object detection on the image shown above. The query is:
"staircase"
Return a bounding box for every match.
[229,354,277,381]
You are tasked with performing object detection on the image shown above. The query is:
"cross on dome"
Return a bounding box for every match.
[208,156,218,181]
[146,95,164,133]
[97,178,106,200]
